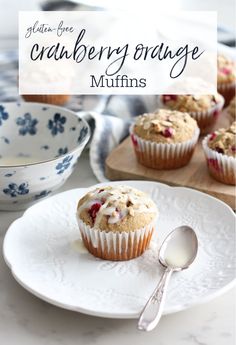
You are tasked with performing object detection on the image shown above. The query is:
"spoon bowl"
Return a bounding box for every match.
[159,225,198,271]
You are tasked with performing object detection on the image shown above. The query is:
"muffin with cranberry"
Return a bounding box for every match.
[226,96,236,124]
[130,109,199,169]
[217,54,236,107]
[202,122,236,185]
[160,94,224,134]
[76,185,158,260]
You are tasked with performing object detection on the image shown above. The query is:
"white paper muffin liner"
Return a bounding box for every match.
[77,216,157,260]
[130,124,200,169]
[218,80,236,92]
[158,96,225,134]
[202,135,236,185]
[218,81,236,106]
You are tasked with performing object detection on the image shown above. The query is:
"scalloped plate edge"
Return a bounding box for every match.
[3,180,236,319]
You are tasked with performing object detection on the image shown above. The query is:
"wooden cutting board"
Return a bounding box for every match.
[105,114,235,209]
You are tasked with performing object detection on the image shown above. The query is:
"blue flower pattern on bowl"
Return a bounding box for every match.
[3,183,29,197]
[41,145,49,150]
[48,113,66,136]
[0,105,9,126]
[56,155,73,174]
[16,113,38,136]
[34,190,51,200]
[18,152,30,158]
[0,103,90,210]
[4,171,16,177]
[1,136,10,144]
[57,147,68,156]
[78,126,89,144]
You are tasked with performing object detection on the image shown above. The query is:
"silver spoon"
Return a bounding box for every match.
[138,225,198,332]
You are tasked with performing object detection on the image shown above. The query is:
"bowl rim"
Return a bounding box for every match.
[0,102,91,169]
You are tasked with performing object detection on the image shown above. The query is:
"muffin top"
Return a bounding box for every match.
[133,109,198,143]
[227,96,236,123]
[77,185,158,232]
[217,54,236,84]
[161,94,223,113]
[208,122,236,157]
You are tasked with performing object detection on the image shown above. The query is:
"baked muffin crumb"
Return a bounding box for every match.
[217,54,236,84]
[77,185,157,232]
[227,96,236,123]
[133,109,198,144]
[161,94,222,113]
[208,122,236,157]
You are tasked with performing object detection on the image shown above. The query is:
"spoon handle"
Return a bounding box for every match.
[138,267,173,331]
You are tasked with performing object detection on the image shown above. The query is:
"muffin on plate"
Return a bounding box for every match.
[226,96,236,123]
[160,94,224,134]
[217,54,236,107]
[130,109,200,170]
[202,122,236,185]
[76,185,158,261]
[22,94,71,106]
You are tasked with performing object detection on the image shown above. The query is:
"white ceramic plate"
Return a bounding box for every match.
[3,181,236,318]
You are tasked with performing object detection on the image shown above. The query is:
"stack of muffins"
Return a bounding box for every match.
[129,53,236,186]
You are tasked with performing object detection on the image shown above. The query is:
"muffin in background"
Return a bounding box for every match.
[160,94,224,134]
[202,122,236,185]
[22,94,71,106]
[217,54,236,107]
[130,109,200,170]
[226,96,236,123]
[76,185,158,261]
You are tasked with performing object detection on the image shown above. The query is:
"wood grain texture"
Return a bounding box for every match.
[105,114,235,209]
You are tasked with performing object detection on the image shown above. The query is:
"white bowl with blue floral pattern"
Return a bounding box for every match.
[0,102,90,210]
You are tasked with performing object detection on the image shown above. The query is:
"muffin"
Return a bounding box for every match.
[202,122,236,185]
[130,109,200,169]
[160,94,224,134]
[22,94,70,105]
[76,185,158,260]
[226,96,236,123]
[217,54,236,107]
